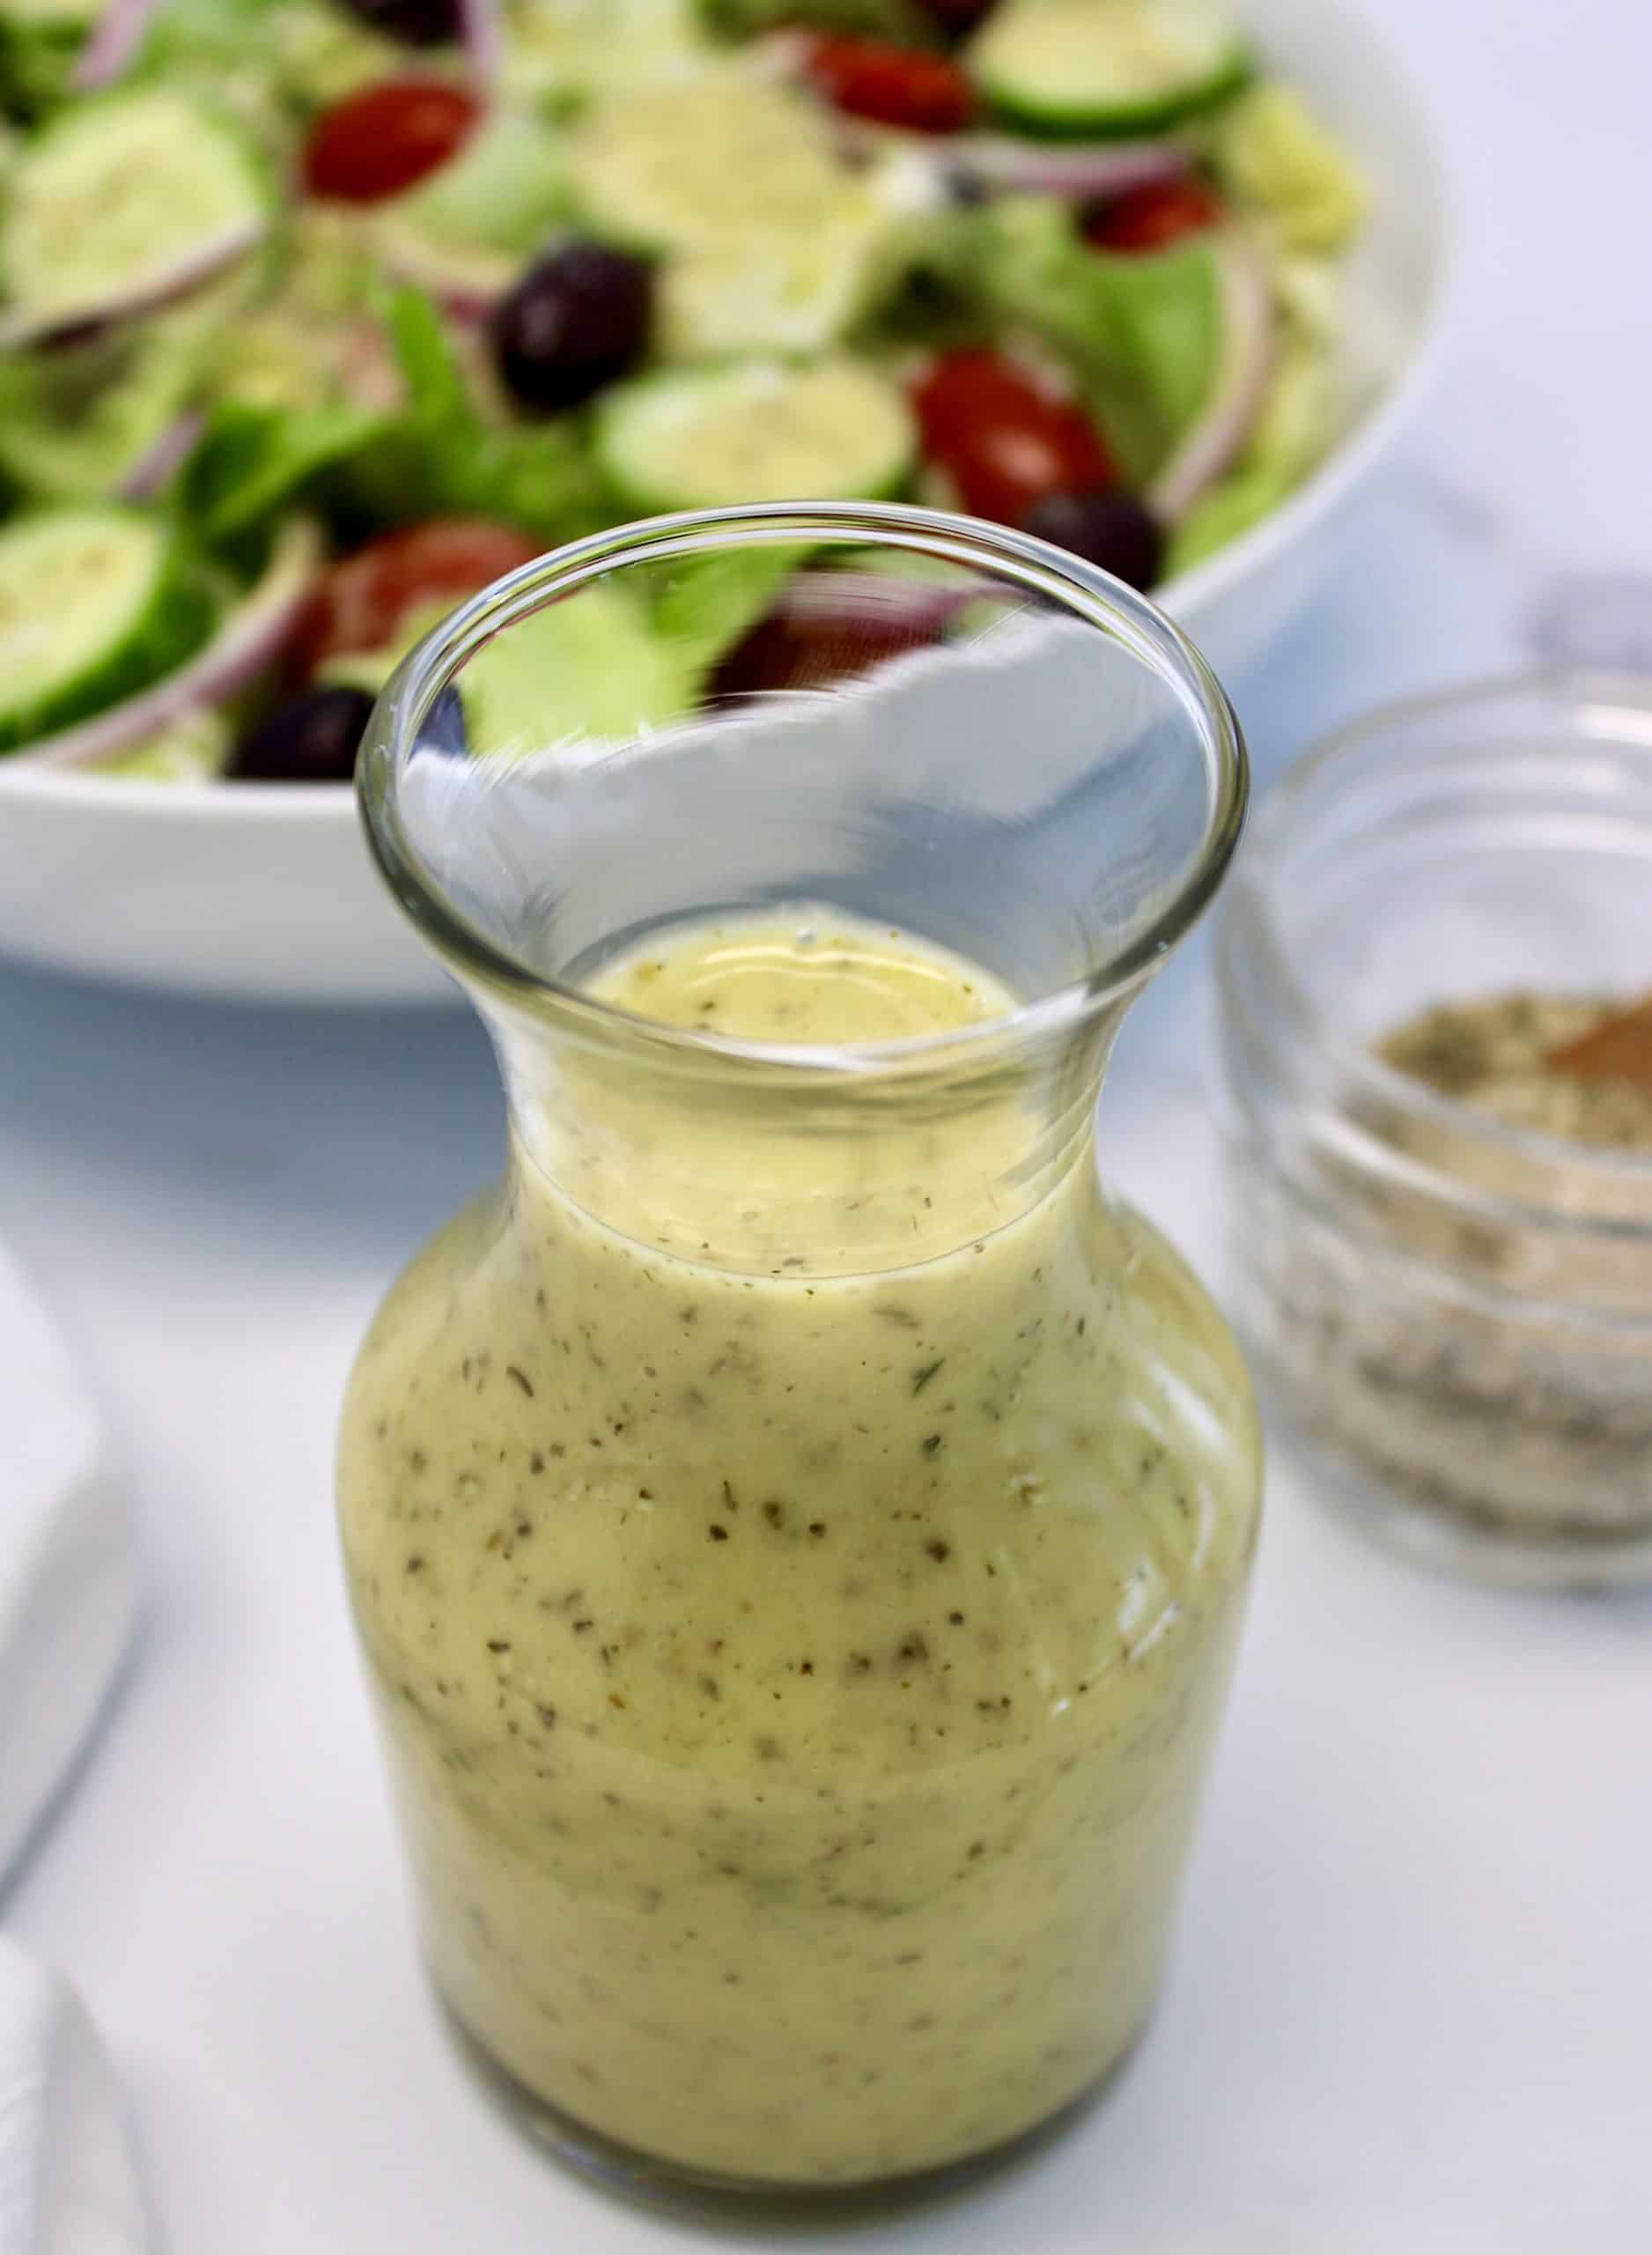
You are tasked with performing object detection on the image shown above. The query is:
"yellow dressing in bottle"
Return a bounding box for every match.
[338,911,1259,2187]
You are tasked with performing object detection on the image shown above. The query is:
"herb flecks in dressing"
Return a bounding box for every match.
[338,912,1257,2186]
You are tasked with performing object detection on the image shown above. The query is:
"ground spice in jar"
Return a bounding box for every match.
[1379,992,1652,1152]
[1251,989,1652,1572]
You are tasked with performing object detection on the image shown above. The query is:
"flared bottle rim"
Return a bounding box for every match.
[358,501,1248,1080]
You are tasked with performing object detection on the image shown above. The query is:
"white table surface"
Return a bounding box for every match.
[5,4,1652,2246]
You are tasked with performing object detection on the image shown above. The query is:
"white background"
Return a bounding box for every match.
[4,1,1652,2245]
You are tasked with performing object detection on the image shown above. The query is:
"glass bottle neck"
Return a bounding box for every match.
[488,1004,1124,1282]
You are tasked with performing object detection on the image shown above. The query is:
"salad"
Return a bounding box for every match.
[0,0,1365,784]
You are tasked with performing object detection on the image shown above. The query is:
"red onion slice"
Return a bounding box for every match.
[773,571,984,638]
[71,0,158,90]
[1147,231,1276,523]
[11,519,322,773]
[117,410,205,504]
[941,135,1190,200]
[454,0,502,80]
[0,214,269,352]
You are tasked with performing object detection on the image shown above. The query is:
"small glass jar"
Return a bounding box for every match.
[1215,671,1652,1589]
[338,504,1261,2206]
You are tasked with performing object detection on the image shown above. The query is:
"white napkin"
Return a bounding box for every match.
[0,1242,145,2252]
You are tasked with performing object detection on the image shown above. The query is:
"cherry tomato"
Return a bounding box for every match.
[303,78,481,204]
[1083,177,1224,255]
[797,35,974,134]
[292,520,543,675]
[910,349,1116,526]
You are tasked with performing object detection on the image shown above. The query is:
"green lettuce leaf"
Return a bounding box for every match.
[1165,326,1335,574]
[380,109,570,262]
[338,284,609,541]
[133,0,407,123]
[181,396,391,541]
[651,542,809,674]
[1163,462,1287,574]
[0,273,247,501]
[384,281,469,425]
[1210,84,1366,254]
[968,197,1221,483]
[465,584,699,757]
[0,3,88,121]
[503,0,714,109]
[98,706,232,781]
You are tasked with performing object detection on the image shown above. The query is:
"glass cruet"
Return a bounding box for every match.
[338,503,1260,2207]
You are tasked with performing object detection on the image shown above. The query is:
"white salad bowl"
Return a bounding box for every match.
[0,0,1444,1009]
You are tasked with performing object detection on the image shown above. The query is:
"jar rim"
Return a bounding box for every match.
[357,501,1248,1080]
[1219,667,1652,1252]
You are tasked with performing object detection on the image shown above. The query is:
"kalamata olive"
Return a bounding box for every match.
[490,244,653,416]
[228,686,377,784]
[1021,488,1165,591]
[917,0,1001,31]
[337,0,459,46]
[709,611,937,703]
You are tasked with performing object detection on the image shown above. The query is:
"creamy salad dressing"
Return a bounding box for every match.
[338,913,1259,2186]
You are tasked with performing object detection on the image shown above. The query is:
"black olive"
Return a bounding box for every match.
[490,243,653,416]
[336,0,459,46]
[227,686,376,785]
[1021,487,1165,591]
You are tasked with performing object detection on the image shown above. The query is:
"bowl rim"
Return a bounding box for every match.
[0,0,1450,831]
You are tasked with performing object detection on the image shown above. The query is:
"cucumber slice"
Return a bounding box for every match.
[968,0,1250,139]
[569,74,845,254]
[594,358,915,512]
[0,509,215,752]
[0,89,269,337]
